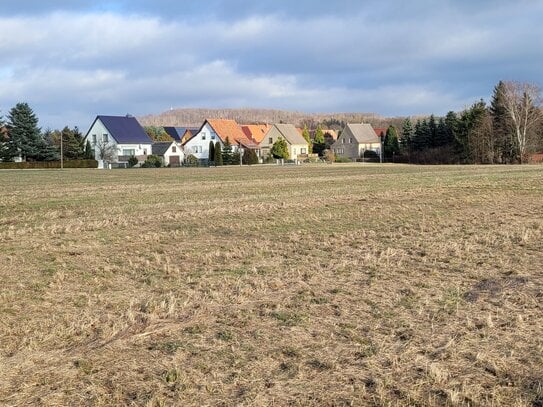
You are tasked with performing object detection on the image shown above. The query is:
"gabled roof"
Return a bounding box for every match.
[241,124,272,144]
[88,115,152,144]
[275,124,308,145]
[373,128,387,137]
[163,127,184,142]
[152,141,174,156]
[344,123,380,144]
[207,119,258,149]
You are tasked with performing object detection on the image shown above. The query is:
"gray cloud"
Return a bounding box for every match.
[0,1,542,129]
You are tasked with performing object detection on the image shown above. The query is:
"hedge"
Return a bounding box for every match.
[0,160,98,169]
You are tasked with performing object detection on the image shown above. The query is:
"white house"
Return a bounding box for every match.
[85,115,153,165]
[183,119,257,162]
[151,141,184,167]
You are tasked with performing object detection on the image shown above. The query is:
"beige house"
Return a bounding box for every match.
[332,123,382,161]
[259,124,309,161]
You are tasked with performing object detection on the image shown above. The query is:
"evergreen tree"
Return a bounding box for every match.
[222,137,233,164]
[400,117,414,153]
[490,81,515,163]
[208,140,215,164]
[302,124,312,153]
[443,111,459,147]
[428,115,438,148]
[412,119,431,151]
[435,117,449,147]
[384,125,400,159]
[214,141,223,166]
[271,137,289,160]
[6,102,49,161]
[243,148,259,165]
[84,139,94,159]
[313,125,326,156]
[50,127,85,160]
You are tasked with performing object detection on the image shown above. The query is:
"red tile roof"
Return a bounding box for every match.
[241,124,271,144]
[207,119,258,149]
[373,127,387,137]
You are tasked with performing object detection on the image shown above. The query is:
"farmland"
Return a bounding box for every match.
[0,164,542,406]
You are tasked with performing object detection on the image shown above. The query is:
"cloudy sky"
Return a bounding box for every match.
[1,0,542,130]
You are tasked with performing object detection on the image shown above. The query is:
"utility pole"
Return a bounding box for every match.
[60,131,63,169]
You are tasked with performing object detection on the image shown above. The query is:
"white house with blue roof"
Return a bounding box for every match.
[85,115,153,165]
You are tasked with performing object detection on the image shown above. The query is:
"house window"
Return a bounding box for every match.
[269,137,273,144]
[293,148,297,155]
[122,149,135,156]
[342,138,345,144]
[172,146,176,153]
[103,134,108,143]
[193,146,201,154]
[201,133,206,140]
[301,148,307,154]
[350,138,353,143]
[92,134,97,144]
[211,134,216,140]
[143,149,147,155]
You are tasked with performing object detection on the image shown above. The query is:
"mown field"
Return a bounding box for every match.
[0,164,542,406]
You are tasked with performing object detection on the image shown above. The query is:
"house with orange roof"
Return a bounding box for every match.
[183,119,258,162]
[241,124,271,144]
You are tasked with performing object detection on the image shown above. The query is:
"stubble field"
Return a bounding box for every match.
[0,164,542,406]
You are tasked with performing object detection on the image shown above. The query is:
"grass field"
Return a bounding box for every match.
[1,164,542,406]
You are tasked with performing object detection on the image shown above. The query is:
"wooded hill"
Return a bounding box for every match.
[138,108,408,130]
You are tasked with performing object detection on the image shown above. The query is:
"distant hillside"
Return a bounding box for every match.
[138,108,408,130]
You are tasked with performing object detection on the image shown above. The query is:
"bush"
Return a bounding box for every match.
[242,149,259,165]
[127,155,139,168]
[184,154,199,167]
[0,160,98,169]
[141,155,162,168]
[335,156,351,163]
[323,149,335,163]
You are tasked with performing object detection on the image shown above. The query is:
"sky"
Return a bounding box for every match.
[0,0,542,130]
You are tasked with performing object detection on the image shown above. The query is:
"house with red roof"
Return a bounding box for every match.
[183,119,258,162]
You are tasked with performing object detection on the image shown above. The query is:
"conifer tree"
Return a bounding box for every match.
[400,117,414,152]
[0,114,18,161]
[302,124,312,153]
[208,140,215,164]
[221,136,232,164]
[313,125,326,156]
[214,141,223,165]
[6,102,49,161]
[489,81,515,163]
[384,126,400,159]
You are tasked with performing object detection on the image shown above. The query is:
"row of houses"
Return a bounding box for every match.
[85,115,384,166]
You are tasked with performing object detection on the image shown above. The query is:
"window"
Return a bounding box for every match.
[92,134,97,144]
[122,149,135,156]
[143,149,147,155]
[350,138,353,143]
[103,134,108,143]
[211,134,216,140]
[172,146,177,153]
[342,138,345,144]
[201,133,206,140]
[293,148,297,155]
[269,137,273,144]
[301,148,307,154]
[193,146,201,154]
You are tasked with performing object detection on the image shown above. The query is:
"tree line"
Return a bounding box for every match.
[0,102,93,162]
[398,81,543,164]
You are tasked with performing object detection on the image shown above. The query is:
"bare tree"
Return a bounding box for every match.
[94,140,117,161]
[499,81,542,163]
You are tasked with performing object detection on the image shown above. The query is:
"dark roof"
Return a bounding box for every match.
[152,141,174,156]
[163,127,184,142]
[88,115,152,144]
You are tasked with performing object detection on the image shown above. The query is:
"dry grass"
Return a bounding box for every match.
[0,164,542,406]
